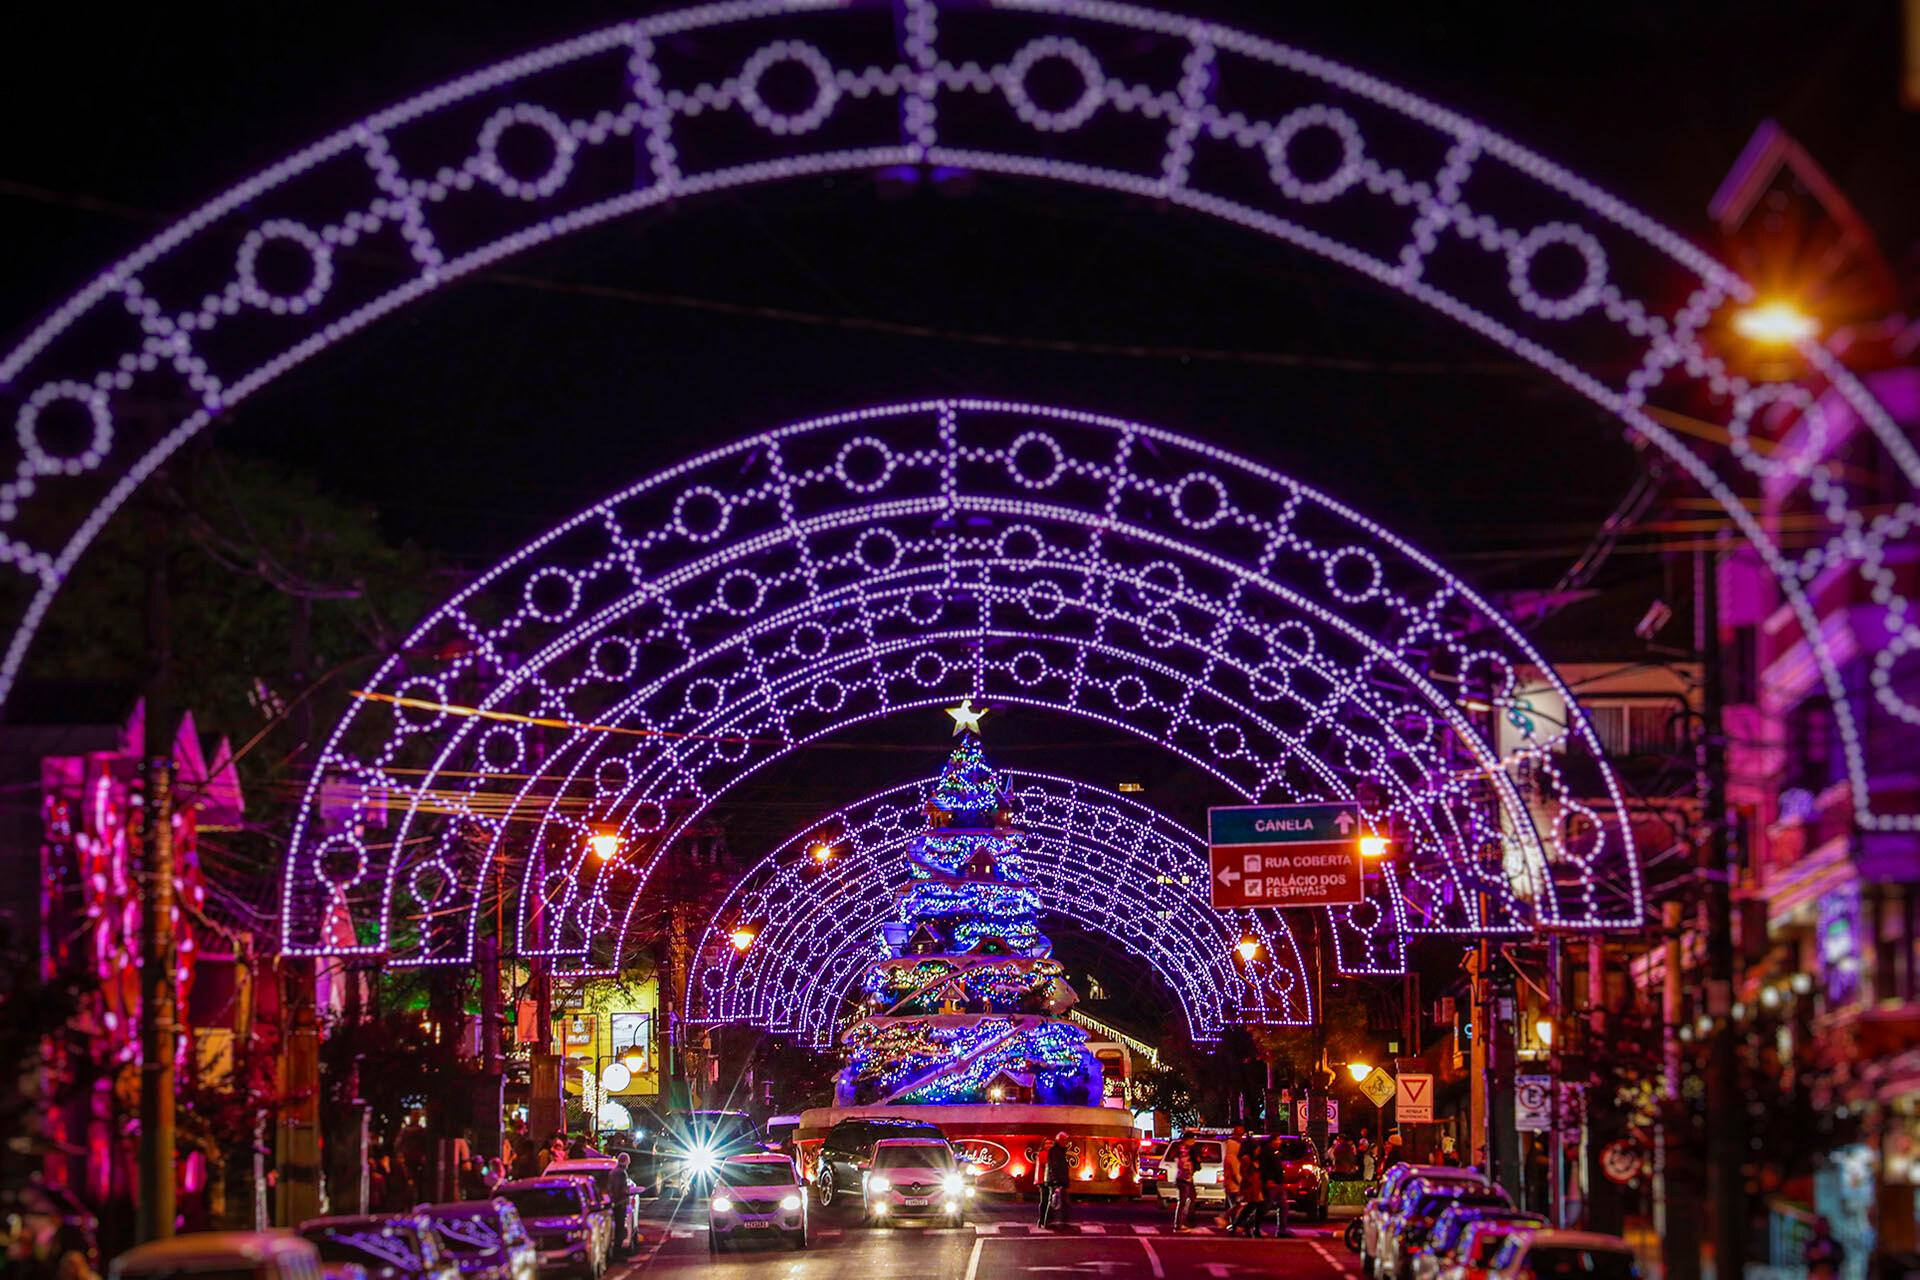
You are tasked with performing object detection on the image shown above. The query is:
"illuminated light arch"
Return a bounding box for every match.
[273,399,1635,976]
[5,5,1911,823]
[687,771,1316,1045]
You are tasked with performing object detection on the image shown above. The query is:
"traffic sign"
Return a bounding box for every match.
[1395,1072,1434,1123]
[1207,803,1365,908]
[1358,1068,1396,1108]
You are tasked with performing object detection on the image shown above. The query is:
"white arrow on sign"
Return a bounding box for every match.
[1333,811,1355,835]
[1218,867,1241,887]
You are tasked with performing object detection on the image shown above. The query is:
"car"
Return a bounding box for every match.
[1153,1137,1228,1207]
[1269,1135,1332,1222]
[810,1116,947,1208]
[111,1233,324,1280]
[1441,1217,1553,1280]
[631,1110,763,1195]
[707,1153,809,1253]
[1136,1138,1166,1194]
[1486,1229,1642,1280]
[492,1179,610,1279]
[413,1201,538,1280]
[540,1160,636,1257]
[1361,1166,1488,1278]
[1413,1209,1545,1280]
[861,1137,973,1228]
[1380,1187,1514,1280]
[297,1215,459,1280]
[764,1115,803,1157]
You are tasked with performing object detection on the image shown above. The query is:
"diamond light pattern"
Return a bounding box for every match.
[278,399,1638,979]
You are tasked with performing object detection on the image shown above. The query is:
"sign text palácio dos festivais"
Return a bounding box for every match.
[1206,802,1366,909]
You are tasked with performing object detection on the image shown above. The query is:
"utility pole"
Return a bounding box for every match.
[1697,545,1746,1280]
[138,493,177,1242]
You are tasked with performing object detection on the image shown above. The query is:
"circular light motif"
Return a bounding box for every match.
[1506,222,1608,321]
[736,41,842,136]
[235,219,334,314]
[1264,105,1366,204]
[476,103,577,200]
[1002,37,1107,132]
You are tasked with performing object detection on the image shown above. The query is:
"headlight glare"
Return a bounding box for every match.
[868,1175,892,1193]
[943,1174,964,1194]
[780,1195,802,1211]
[710,1196,733,1213]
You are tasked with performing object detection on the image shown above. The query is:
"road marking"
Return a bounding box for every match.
[814,1228,841,1238]
[1312,1242,1347,1271]
[1080,1224,1107,1234]
[976,1223,1003,1235]
[1132,1225,1157,1235]
[965,1237,985,1280]
[1138,1238,1165,1279]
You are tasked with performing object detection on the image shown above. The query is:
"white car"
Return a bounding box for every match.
[708,1153,808,1253]
[1152,1138,1228,1207]
[1487,1229,1642,1280]
[862,1137,973,1227]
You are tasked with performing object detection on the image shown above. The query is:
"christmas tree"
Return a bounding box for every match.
[838,723,1102,1107]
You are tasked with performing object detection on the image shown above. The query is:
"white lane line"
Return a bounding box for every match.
[1132,1225,1157,1235]
[1138,1238,1166,1279]
[1312,1242,1346,1270]
[965,1236,985,1280]
[1081,1224,1107,1235]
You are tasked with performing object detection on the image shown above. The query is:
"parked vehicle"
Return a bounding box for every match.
[861,1138,973,1227]
[491,1179,610,1279]
[1152,1137,1226,1207]
[1361,1166,1489,1278]
[1380,1186,1514,1280]
[1486,1230,1642,1280]
[1136,1138,1165,1195]
[1270,1135,1332,1222]
[297,1216,459,1280]
[413,1201,537,1280]
[708,1154,808,1253]
[540,1160,635,1257]
[811,1116,947,1208]
[112,1234,324,1280]
[763,1115,802,1157]
[1413,1209,1545,1280]
[1440,1218,1553,1280]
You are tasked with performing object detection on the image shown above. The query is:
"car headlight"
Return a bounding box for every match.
[689,1149,718,1178]
[868,1175,891,1193]
[780,1195,802,1211]
[943,1174,964,1195]
[710,1196,733,1214]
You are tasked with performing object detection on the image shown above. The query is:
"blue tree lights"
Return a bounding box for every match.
[838,731,1103,1107]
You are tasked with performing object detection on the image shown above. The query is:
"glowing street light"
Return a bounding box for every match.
[1359,835,1389,859]
[1534,1017,1555,1048]
[730,925,758,953]
[588,830,624,861]
[1347,1061,1374,1083]
[1236,936,1260,963]
[1732,300,1817,345]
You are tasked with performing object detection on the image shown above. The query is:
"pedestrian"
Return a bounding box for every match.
[611,1153,633,1256]
[1218,1126,1245,1228]
[1380,1130,1404,1174]
[1170,1137,1198,1232]
[1358,1134,1376,1181]
[1439,1134,1461,1167]
[1229,1140,1266,1237]
[1260,1136,1293,1238]
[1804,1217,1845,1280]
[1038,1131,1073,1228]
[1330,1132,1358,1177]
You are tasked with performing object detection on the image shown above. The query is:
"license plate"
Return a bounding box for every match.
[903,1197,928,1206]
[744,1222,770,1229]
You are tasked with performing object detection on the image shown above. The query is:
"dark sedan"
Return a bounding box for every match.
[298,1214,458,1280]
[414,1200,537,1280]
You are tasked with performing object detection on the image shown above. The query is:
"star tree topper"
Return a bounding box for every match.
[946,698,990,736]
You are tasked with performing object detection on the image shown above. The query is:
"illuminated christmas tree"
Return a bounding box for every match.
[838,716,1102,1106]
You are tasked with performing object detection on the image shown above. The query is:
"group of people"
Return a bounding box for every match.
[1165,1127,1293,1237]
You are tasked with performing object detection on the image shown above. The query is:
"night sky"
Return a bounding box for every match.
[6,2,1914,1023]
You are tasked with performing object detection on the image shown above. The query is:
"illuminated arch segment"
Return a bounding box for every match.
[2,1,1915,835]
[687,770,1317,1045]
[276,400,1633,971]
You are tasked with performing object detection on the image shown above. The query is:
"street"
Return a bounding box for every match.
[629,1196,1361,1279]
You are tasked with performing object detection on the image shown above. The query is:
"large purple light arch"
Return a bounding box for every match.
[275,398,1635,980]
[686,770,1317,1046]
[2,2,1915,834]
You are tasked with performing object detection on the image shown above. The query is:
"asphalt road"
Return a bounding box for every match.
[627,1193,1362,1278]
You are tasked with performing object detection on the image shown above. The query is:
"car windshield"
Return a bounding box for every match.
[303,1225,427,1273]
[671,1114,757,1148]
[874,1144,955,1171]
[1414,1193,1506,1221]
[1274,1138,1315,1161]
[1396,1178,1478,1211]
[1526,1247,1640,1279]
[555,1168,613,1195]
[425,1212,502,1256]
[717,1162,796,1188]
[1189,1142,1223,1164]
[499,1187,583,1219]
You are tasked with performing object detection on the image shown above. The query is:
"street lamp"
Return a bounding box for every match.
[588,830,623,861]
[1732,300,1817,345]
[730,925,758,953]
[1236,936,1260,963]
[1347,1061,1373,1083]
